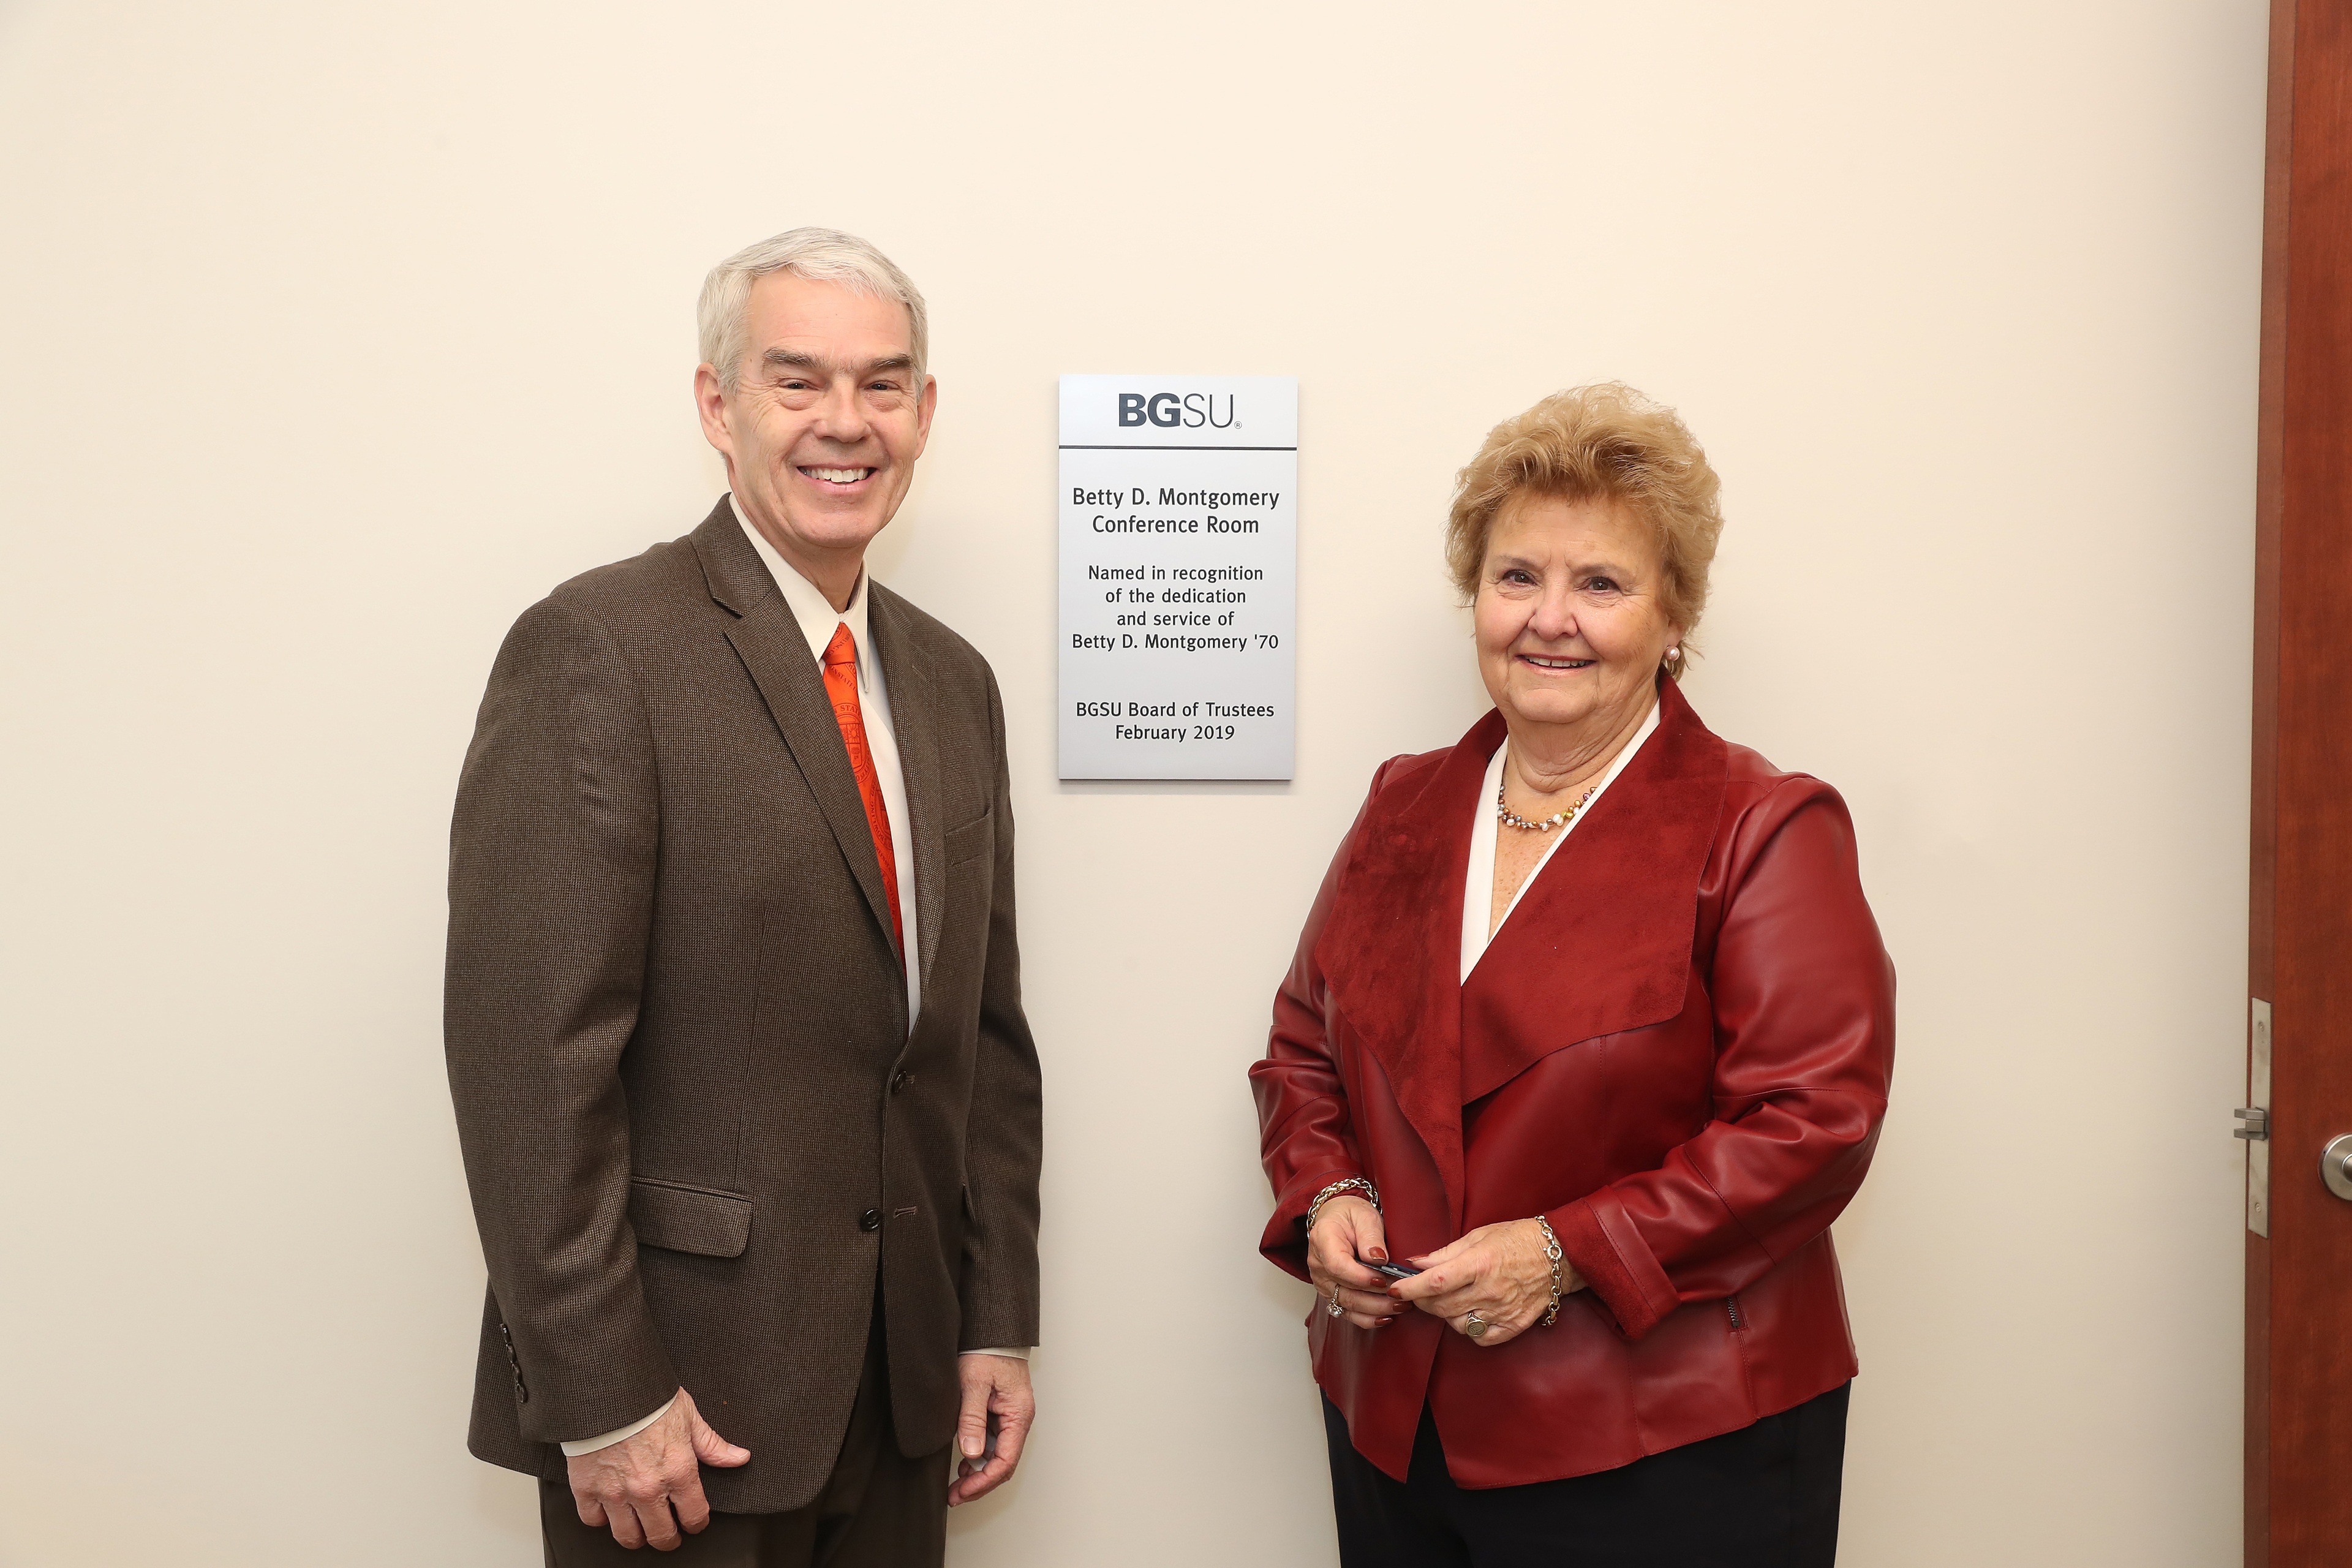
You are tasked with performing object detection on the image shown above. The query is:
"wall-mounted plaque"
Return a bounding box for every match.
[1057,375,1297,780]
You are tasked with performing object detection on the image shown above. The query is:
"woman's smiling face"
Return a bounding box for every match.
[1474,494,1681,736]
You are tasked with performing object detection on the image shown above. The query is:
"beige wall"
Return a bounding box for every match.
[0,2,2266,1563]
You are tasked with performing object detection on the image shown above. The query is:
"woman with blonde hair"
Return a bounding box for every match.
[1251,384,1893,1565]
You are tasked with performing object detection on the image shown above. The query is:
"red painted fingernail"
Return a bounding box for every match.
[1367,1248,1387,1261]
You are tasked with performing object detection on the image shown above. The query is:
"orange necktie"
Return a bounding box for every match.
[820,623,904,959]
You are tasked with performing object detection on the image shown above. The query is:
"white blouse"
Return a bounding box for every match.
[1460,701,1662,984]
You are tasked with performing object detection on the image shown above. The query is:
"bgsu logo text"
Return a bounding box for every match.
[1117,392,1237,429]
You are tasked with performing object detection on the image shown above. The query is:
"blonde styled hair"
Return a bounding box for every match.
[1444,383,1725,676]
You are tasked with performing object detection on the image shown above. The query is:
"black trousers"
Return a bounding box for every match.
[540,1299,946,1568]
[1324,1384,1850,1568]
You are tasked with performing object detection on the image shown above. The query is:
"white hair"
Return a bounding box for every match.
[696,227,929,392]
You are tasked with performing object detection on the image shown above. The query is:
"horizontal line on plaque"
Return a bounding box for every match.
[1058,443,1298,451]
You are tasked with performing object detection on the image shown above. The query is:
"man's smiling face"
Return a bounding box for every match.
[695,271,936,602]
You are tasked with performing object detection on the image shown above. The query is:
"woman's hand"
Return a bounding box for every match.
[1305,1196,1406,1330]
[1388,1218,1586,1348]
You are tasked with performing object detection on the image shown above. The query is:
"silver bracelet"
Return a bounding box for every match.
[1305,1177,1379,1232]
[1533,1216,1564,1327]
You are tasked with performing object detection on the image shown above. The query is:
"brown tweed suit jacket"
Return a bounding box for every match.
[444,499,1042,1515]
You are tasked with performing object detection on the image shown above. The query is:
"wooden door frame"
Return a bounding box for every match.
[2248,1,2352,1560]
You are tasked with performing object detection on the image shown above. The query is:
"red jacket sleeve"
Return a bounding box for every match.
[1248,761,1398,1281]
[1548,778,1895,1340]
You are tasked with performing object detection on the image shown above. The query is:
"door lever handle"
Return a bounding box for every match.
[2236,1107,2271,1141]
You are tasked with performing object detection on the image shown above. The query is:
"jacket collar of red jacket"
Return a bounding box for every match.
[1317,674,1729,1208]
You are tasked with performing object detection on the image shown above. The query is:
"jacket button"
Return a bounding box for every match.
[859,1208,882,1232]
[891,1070,912,1093]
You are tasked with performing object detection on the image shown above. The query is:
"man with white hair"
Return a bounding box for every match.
[445,228,1041,1564]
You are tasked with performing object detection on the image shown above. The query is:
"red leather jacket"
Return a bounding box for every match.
[1251,678,1894,1488]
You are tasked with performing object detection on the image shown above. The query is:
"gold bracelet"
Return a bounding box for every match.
[1533,1216,1564,1327]
[1305,1177,1379,1232]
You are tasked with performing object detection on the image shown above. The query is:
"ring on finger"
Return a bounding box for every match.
[1328,1289,1344,1319]
[1463,1311,1490,1339]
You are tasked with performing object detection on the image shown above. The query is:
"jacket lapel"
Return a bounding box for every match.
[693,502,903,968]
[1313,679,1732,1215]
[1315,712,1499,1222]
[1458,677,1728,1102]
[868,584,946,1001]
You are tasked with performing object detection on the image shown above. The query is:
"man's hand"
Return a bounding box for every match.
[947,1354,1034,1507]
[567,1388,750,1551]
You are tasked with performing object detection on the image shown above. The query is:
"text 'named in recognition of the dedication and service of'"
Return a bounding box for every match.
[1058,375,1297,780]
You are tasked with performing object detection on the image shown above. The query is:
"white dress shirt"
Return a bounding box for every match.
[558,502,1023,1458]
[1460,701,1660,982]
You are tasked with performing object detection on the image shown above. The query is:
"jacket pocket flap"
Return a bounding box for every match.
[628,1178,752,1258]
[946,812,992,865]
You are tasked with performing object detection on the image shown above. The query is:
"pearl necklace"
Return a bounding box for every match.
[1496,780,1599,834]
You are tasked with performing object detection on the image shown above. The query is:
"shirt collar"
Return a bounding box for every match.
[731,494,875,692]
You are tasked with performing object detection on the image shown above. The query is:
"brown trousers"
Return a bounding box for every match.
[540,1305,946,1568]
